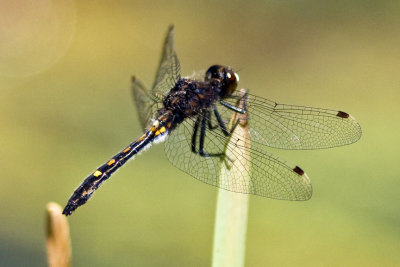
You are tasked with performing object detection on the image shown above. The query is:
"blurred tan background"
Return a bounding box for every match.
[1,0,399,266]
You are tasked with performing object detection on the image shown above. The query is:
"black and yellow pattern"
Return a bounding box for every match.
[62,121,168,215]
[63,25,361,216]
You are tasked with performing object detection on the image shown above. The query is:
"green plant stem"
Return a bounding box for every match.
[212,89,250,267]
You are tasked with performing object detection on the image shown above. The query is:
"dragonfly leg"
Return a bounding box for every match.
[207,110,219,130]
[218,91,248,135]
[213,106,242,137]
[213,106,229,136]
[220,90,248,114]
[192,89,249,159]
[191,115,201,153]
[190,113,225,158]
[220,101,246,114]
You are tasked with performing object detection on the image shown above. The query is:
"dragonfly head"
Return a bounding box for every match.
[205,65,239,98]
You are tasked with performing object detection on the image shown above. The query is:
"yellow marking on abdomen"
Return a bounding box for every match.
[123,147,130,153]
[107,159,115,166]
[93,170,102,177]
[160,126,166,133]
[155,130,161,136]
[138,134,146,142]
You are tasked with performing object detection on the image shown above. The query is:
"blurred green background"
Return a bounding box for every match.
[1,0,399,266]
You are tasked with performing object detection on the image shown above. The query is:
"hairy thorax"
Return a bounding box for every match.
[161,79,221,125]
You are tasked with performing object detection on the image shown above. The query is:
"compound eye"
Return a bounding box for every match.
[205,65,223,81]
[225,70,238,95]
[226,70,237,84]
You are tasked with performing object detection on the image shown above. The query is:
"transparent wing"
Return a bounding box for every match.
[151,25,181,96]
[222,92,362,150]
[164,106,312,200]
[131,77,161,130]
[131,25,180,130]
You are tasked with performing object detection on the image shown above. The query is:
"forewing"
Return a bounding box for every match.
[131,25,181,130]
[165,113,312,200]
[152,25,181,96]
[223,93,362,149]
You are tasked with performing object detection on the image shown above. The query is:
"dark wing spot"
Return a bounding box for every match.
[293,166,305,176]
[337,111,350,118]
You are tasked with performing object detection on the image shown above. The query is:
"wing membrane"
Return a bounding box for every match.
[151,25,181,96]
[131,77,161,130]
[131,25,181,130]
[164,103,312,200]
[223,93,362,150]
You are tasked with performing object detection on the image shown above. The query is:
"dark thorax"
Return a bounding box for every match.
[160,78,222,126]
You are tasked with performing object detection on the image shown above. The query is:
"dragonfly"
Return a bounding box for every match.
[62,25,361,216]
